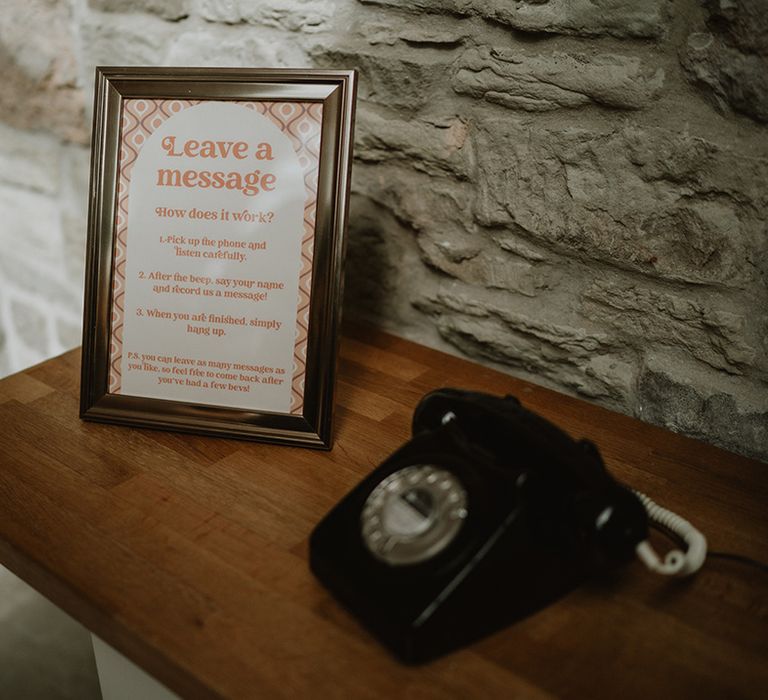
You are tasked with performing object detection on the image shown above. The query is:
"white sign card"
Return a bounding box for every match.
[111,99,322,415]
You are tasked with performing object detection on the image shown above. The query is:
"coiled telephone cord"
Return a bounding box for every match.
[633,490,707,577]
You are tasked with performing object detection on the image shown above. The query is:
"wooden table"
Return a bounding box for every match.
[1,326,766,699]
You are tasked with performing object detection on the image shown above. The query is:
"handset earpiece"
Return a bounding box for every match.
[415,389,651,568]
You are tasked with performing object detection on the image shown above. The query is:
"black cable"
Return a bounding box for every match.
[707,551,768,574]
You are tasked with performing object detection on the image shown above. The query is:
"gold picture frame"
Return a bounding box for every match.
[80,67,357,449]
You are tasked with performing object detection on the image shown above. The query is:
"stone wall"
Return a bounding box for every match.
[0,0,766,460]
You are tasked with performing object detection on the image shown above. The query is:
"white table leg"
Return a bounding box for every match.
[91,635,179,700]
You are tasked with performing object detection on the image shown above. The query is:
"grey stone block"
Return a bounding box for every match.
[681,1,768,122]
[198,0,334,32]
[0,1,87,143]
[355,106,472,178]
[311,45,456,110]
[582,279,760,373]
[0,123,61,195]
[79,10,178,67]
[415,288,637,403]
[454,47,664,111]
[703,0,768,56]
[358,0,667,38]
[472,119,768,288]
[10,299,48,356]
[638,352,768,461]
[88,0,189,20]
[344,193,436,329]
[165,24,308,67]
[682,32,768,123]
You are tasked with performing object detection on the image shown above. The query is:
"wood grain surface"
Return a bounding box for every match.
[1,326,766,699]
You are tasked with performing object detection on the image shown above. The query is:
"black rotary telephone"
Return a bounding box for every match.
[309,389,706,664]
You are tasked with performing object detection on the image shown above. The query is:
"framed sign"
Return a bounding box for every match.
[80,67,356,449]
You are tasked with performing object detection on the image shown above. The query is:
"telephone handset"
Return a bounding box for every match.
[310,389,706,663]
